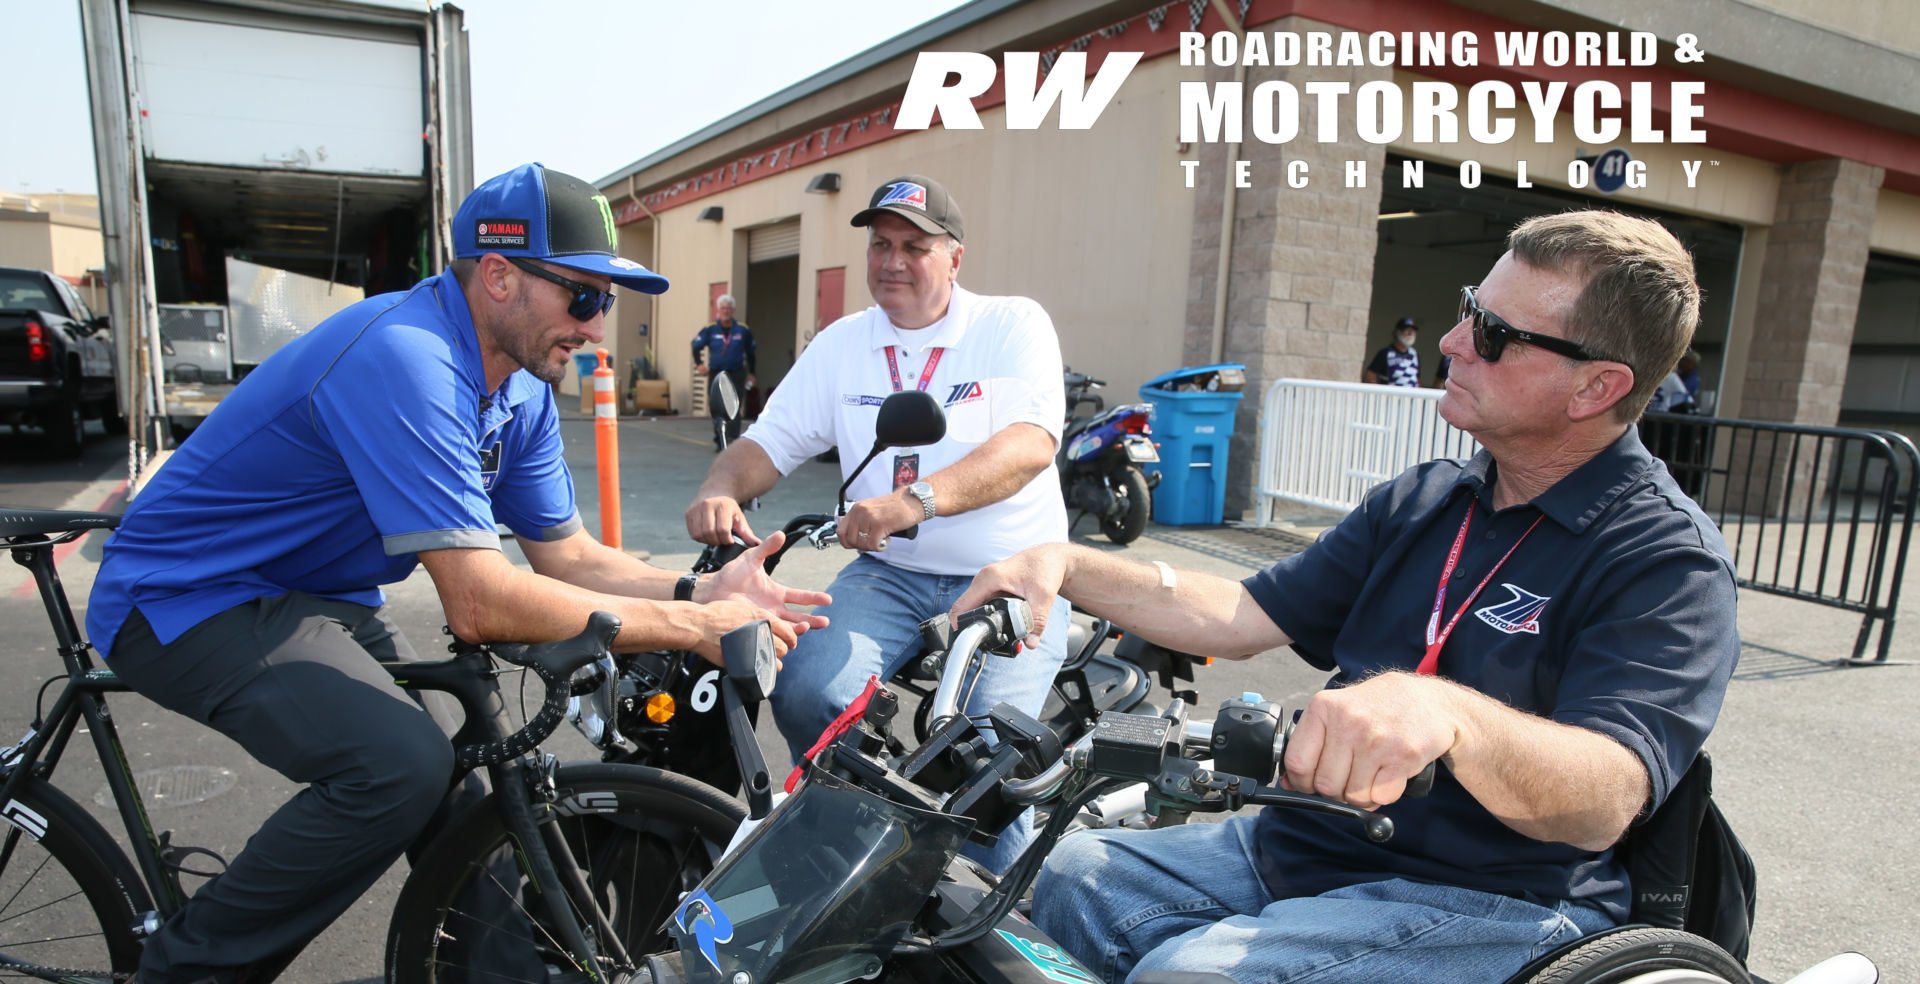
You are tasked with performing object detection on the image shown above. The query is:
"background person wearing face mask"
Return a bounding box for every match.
[1364,316,1423,387]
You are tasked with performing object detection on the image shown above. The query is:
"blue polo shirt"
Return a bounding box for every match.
[87,270,582,658]
[1242,428,1738,921]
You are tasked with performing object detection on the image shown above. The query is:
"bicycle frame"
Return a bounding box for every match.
[4,530,632,982]
[4,532,188,918]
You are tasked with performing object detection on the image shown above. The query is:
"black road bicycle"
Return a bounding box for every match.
[0,508,745,983]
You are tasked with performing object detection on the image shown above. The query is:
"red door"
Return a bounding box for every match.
[812,267,845,346]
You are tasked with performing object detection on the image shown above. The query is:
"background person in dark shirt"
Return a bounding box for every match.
[1363,315,1422,386]
[692,294,756,449]
[954,211,1737,983]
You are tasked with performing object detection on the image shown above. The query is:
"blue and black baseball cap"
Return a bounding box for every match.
[453,163,669,295]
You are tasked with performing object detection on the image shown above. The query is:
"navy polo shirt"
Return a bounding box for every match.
[692,322,755,374]
[1241,428,1738,921]
[87,270,582,658]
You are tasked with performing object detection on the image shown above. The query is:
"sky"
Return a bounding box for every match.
[1,0,975,196]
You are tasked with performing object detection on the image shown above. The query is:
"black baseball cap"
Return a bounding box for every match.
[453,163,669,294]
[1395,317,1418,330]
[850,175,965,242]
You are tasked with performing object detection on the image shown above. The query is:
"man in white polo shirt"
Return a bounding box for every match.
[686,174,1071,871]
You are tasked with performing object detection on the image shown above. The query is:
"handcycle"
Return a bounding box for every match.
[0,508,743,983]
[610,595,1878,984]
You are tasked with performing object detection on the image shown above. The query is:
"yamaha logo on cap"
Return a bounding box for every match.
[875,181,928,211]
[475,219,529,249]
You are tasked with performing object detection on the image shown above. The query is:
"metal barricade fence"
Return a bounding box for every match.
[1255,380,1479,519]
[1254,378,1917,662]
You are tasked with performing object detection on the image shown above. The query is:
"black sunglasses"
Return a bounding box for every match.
[1458,285,1606,363]
[509,257,615,322]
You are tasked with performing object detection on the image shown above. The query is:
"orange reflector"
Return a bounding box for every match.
[644,693,677,723]
[1204,657,1214,665]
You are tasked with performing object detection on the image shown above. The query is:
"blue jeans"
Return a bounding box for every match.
[772,554,1071,874]
[1034,816,1616,983]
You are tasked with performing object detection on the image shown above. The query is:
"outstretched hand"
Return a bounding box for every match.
[708,529,831,631]
[949,545,1070,650]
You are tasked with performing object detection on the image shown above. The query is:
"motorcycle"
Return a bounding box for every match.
[1060,369,1158,545]
[566,392,1204,822]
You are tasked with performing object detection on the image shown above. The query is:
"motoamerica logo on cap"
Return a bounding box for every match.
[475,219,529,249]
[875,181,928,210]
[851,173,965,242]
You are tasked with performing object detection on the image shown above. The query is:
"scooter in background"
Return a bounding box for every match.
[1060,369,1158,545]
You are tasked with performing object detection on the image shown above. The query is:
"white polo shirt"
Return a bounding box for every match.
[743,285,1069,576]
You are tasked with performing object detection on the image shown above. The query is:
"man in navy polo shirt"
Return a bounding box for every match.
[956,211,1738,982]
[692,293,757,449]
[87,164,829,984]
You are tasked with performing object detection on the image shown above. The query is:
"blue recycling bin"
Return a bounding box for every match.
[572,351,600,377]
[1139,363,1246,526]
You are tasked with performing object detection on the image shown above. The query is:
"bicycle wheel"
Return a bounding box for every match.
[385,763,745,984]
[0,778,151,980]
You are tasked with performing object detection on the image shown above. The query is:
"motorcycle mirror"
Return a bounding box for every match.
[874,390,946,448]
[836,391,947,512]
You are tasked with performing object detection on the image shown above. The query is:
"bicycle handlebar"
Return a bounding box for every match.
[455,611,622,769]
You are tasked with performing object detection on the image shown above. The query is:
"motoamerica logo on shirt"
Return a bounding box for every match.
[1476,583,1549,635]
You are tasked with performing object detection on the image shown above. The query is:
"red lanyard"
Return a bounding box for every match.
[1418,504,1546,676]
[884,345,945,393]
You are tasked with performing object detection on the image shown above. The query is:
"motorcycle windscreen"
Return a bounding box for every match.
[667,767,975,984]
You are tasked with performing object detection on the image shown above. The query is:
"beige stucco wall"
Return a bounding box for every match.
[0,211,104,282]
[1870,189,1920,260]
[1739,0,1920,55]
[606,9,1913,445]
[615,53,1198,417]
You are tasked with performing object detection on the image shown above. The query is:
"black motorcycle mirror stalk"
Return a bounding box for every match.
[720,621,779,819]
[836,390,947,536]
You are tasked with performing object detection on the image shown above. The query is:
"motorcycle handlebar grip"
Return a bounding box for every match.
[894,524,919,540]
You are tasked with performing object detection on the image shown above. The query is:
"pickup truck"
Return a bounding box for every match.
[0,266,121,456]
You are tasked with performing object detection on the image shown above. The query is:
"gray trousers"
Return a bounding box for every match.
[108,593,485,984]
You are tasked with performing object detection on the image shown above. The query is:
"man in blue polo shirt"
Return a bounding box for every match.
[956,211,1738,983]
[692,293,756,449]
[87,164,830,984]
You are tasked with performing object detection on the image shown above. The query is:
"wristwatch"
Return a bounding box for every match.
[674,573,699,602]
[906,481,937,520]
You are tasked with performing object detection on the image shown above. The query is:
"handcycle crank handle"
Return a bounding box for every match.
[1405,760,1437,799]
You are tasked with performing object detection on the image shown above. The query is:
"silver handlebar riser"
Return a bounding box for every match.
[928,620,993,729]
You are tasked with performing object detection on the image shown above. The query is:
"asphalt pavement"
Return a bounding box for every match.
[0,413,1913,982]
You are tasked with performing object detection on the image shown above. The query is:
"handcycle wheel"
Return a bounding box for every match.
[385,763,745,984]
[1516,926,1748,984]
[0,777,152,979]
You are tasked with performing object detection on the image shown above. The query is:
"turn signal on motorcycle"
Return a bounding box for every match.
[644,692,678,723]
